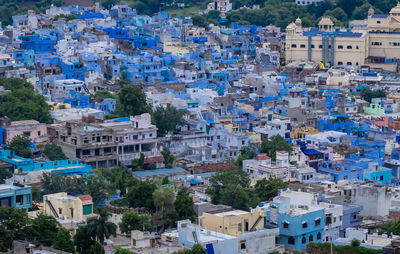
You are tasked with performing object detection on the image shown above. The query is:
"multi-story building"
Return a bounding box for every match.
[100,114,160,166]
[0,179,32,211]
[0,118,47,145]
[51,122,118,169]
[285,4,400,71]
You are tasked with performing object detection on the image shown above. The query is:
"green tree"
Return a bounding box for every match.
[235,146,255,168]
[131,153,145,171]
[74,225,95,254]
[152,104,186,136]
[116,71,131,87]
[119,210,152,235]
[174,188,196,222]
[254,178,286,202]
[89,241,105,254]
[161,176,170,185]
[259,135,292,161]
[0,168,11,184]
[352,3,373,19]
[87,209,117,245]
[360,88,386,103]
[0,78,51,123]
[152,186,176,230]
[85,174,109,207]
[118,86,152,117]
[192,244,207,254]
[351,238,361,247]
[44,143,67,161]
[206,170,250,205]
[91,90,117,100]
[219,184,250,210]
[31,214,60,246]
[161,150,175,168]
[9,134,32,158]
[126,180,156,209]
[0,207,32,251]
[324,7,347,20]
[115,246,132,254]
[53,227,75,253]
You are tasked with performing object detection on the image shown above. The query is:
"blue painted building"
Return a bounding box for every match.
[0,179,32,211]
[19,34,55,53]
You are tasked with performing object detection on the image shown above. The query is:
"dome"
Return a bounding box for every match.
[318,17,334,27]
[295,17,302,26]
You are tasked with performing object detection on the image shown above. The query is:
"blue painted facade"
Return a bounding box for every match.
[0,180,32,211]
[19,35,55,53]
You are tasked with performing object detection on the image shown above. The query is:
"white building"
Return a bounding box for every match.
[295,0,323,5]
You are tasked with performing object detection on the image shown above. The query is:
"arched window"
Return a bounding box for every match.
[317,232,322,240]
[302,237,306,244]
[309,234,313,242]
[288,237,295,245]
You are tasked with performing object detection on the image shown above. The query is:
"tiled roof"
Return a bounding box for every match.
[78,194,93,201]
[192,162,238,173]
[144,156,164,164]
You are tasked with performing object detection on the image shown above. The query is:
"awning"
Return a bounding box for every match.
[315,217,321,221]
[188,179,200,185]
[302,149,323,156]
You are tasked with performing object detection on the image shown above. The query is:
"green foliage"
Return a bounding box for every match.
[119,210,153,235]
[31,214,60,246]
[0,168,11,184]
[254,178,286,202]
[174,188,196,222]
[360,88,386,103]
[118,86,152,117]
[101,0,119,9]
[152,186,176,230]
[115,246,132,254]
[173,244,207,254]
[235,146,256,168]
[206,170,253,209]
[89,241,105,254]
[9,134,32,158]
[53,14,76,21]
[41,173,108,207]
[153,104,186,136]
[307,241,381,254]
[116,71,131,87]
[96,167,133,196]
[44,143,67,161]
[0,207,32,251]
[53,227,75,253]
[90,90,117,100]
[351,238,361,247]
[87,209,117,245]
[31,186,42,202]
[161,176,170,185]
[161,150,175,168]
[379,220,400,235]
[126,180,156,209]
[74,225,96,254]
[0,78,50,123]
[131,153,145,170]
[259,135,292,161]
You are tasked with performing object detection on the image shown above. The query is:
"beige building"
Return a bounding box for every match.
[41,192,95,232]
[285,4,400,72]
[199,209,265,237]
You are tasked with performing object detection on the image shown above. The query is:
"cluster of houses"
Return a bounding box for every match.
[3,1,400,253]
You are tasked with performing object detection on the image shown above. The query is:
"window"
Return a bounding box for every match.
[311,44,315,48]
[317,232,321,240]
[356,46,359,49]
[319,45,323,48]
[300,44,306,48]
[347,45,353,49]
[309,234,313,242]
[377,20,381,24]
[338,45,343,49]
[283,222,289,228]
[240,241,246,250]
[288,237,295,245]
[315,218,321,226]
[16,195,24,204]
[333,217,336,223]
[302,222,308,228]
[302,237,306,244]
[238,223,242,232]
[58,208,62,214]
[291,44,297,48]
[338,61,343,65]
[340,216,343,221]
[346,62,352,66]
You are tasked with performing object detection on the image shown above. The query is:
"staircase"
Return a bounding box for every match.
[250,216,263,232]
[45,199,59,218]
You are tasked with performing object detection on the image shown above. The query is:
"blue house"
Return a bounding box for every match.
[19,34,55,53]
[61,61,86,81]
[262,196,324,251]
[0,179,32,211]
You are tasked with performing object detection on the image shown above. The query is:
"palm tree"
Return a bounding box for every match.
[87,209,117,245]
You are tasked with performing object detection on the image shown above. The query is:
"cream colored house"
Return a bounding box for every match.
[199,209,265,237]
[41,192,95,232]
[285,4,400,71]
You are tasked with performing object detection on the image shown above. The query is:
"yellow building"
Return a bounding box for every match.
[199,209,265,237]
[285,4,400,71]
[291,126,319,140]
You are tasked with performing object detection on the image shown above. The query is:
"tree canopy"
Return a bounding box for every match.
[0,78,50,123]
[152,104,186,136]
[9,135,32,158]
[174,188,196,222]
[118,86,152,117]
[360,88,386,103]
[119,210,153,235]
[259,135,292,161]
[44,143,67,161]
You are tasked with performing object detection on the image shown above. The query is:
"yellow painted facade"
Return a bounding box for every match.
[199,209,265,237]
